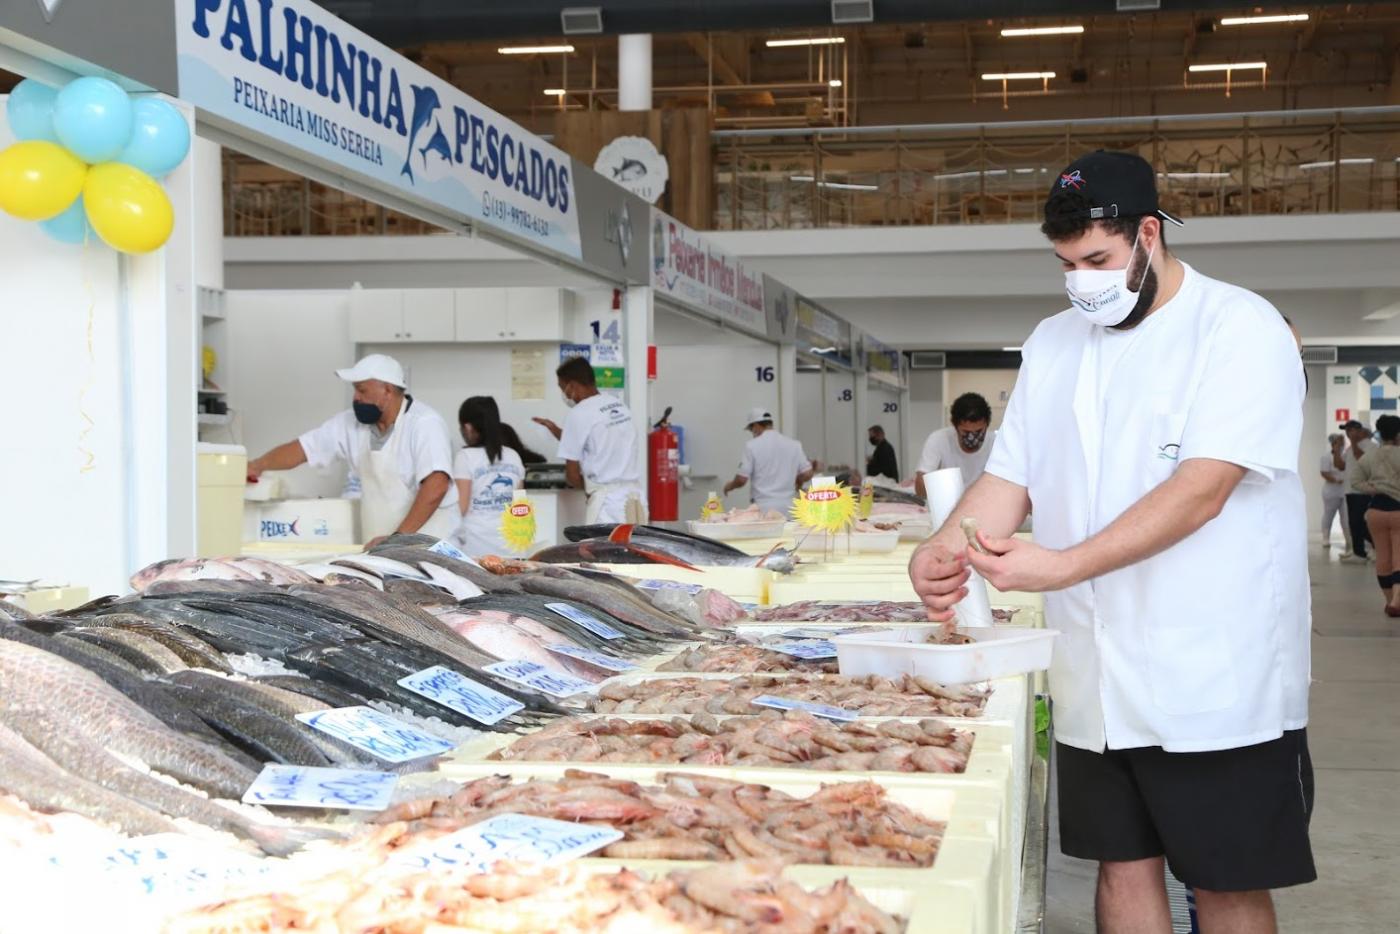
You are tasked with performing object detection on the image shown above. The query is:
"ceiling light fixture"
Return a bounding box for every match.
[1158,171,1232,179]
[981,71,1056,80]
[1187,61,1266,73]
[933,169,1009,181]
[1000,25,1084,37]
[766,37,846,47]
[828,79,843,87]
[499,44,575,55]
[790,175,879,191]
[1219,13,1309,26]
[1298,158,1375,170]
[542,88,567,96]
[1002,346,1023,352]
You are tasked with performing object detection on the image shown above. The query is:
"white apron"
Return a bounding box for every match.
[357,424,457,542]
[585,482,647,525]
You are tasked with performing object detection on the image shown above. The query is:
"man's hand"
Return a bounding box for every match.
[532,417,562,440]
[246,463,263,483]
[909,542,971,623]
[965,531,1079,593]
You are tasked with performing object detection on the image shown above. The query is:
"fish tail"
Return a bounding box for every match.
[245,820,346,857]
[400,158,414,181]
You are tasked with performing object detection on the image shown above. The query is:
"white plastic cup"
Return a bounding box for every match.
[922,467,995,627]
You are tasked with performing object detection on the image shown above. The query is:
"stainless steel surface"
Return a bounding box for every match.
[1019,715,1050,934]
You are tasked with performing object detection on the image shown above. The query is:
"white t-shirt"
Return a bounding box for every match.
[452,446,525,555]
[1342,438,1376,494]
[557,394,642,491]
[738,429,811,513]
[298,397,458,511]
[985,262,1309,753]
[1320,452,1345,499]
[915,426,997,488]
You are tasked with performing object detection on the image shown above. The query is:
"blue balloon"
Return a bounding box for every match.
[116,98,190,178]
[52,76,133,163]
[39,196,96,245]
[6,79,59,142]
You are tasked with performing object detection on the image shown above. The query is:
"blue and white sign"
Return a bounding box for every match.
[399,665,526,726]
[483,659,595,698]
[296,706,456,763]
[768,639,839,660]
[545,643,637,672]
[177,0,582,258]
[55,834,274,906]
[651,209,766,337]
[632,579,704,594]
[750,694,858,722]
[388,813,622,874]
[547,602,624,640]
[243,764,398,810]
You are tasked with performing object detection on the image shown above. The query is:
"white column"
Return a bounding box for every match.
[777,343,798,437]
[618,34,653,111]
[624,284,654,476]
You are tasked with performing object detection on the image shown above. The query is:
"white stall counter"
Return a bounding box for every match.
[530,489,587,551]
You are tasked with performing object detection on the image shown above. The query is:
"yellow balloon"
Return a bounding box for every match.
[0,140,86,221]
[83,162,174,254]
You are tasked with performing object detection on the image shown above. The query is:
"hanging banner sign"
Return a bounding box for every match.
[175,0,582,259]
[651,209,766,337]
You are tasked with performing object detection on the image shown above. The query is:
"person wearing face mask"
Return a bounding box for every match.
[723,408,815,512]
[532,356,645,523]
[452,396,525,556]
[865,425,900,482]
[247,354,458,548]
[909,151,1313,931]
[913,393,996,499]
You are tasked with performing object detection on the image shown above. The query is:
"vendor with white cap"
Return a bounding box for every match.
[247,354,458,547]
[722,407,814,513]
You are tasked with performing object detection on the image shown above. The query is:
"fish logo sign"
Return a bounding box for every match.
[261,518,301,539]
[1059,169,1085,190]
[595,136,668,204]
[401,84,452,183]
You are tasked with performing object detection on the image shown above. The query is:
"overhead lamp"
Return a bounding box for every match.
[828,79,843,87]
[1000,25,1084,37]
[1219,13,1309,26]
[981,71,1056,80]
[1298,158,1375,170]
[933,169,1008,181]
[542,88,567,96]
[790,175,879,191]
[1002,346,1023,352]
[766,37,846,47]
[499,44,575,55]
[1187,61,1266,72]
[1159,171,1231,179]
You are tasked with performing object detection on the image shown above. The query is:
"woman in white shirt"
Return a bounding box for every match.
[1320,433,1349,553]
[452,396,525,556]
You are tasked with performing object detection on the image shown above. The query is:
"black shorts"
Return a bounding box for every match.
[1057,730,1316,892]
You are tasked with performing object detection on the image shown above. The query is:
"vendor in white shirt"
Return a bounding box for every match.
[453,395,525,556]
[723,407,815,513]
[247,354,458,548]
[533,356,645,524]
[913,392,997,498]
[910,151,1313,930]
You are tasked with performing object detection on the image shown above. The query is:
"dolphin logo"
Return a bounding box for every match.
[419,123,453,168]
[488,475,515,490]
[402,84,442,182]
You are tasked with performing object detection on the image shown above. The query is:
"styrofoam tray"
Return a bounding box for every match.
[395,767,1004,934]
[685,519,787,540]
[835,626,1057,684]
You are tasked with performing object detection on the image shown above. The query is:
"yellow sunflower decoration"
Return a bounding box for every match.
[499,494,537,553]
[792,478,856,534]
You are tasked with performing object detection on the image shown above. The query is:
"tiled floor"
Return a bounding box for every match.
[1044,550,1400,933]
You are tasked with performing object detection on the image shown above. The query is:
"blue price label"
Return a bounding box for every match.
[388,813,622,874]
[545,643,637,672]
[483,659,596,698]
[242,764,398,810]
[296,706,456,763]
[768,639,838,660]
[632,579,704,594]
[750,694,858,722]
[546,602,623,640]
[398,666,526,726]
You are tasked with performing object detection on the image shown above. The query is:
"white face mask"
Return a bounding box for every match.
[1064,227,1155,327]
[562,390,577,408]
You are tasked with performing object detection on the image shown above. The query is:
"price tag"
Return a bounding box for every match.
[545,643,637,672]
[751,694,858,722]
[387,813,623,874]
[632,579,704,594]
[296,706,456,763]
[76,834,273,905]
[399,665,526,726]
[768,639,838,660]
[781,626,864,639]
[546,602,624,640]
[242,764,398,810]
[429,539,470,561]
[483,659,596,698]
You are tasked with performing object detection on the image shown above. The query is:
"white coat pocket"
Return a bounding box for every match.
[1146,623,1239,715]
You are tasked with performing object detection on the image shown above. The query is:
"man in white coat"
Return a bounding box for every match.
[910,151,1312,933]
[723,407,815,513]
[247,354,458,547]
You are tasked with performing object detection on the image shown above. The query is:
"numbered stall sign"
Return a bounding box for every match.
[399,666,526,726]
[242,765,398,811]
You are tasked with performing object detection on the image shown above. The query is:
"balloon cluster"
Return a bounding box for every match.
[0,77,190,253]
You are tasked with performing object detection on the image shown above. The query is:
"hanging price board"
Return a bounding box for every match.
[499,492,537,553]
[792,477,856,534]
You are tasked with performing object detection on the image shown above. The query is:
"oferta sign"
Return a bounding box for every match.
[176,0,581,259]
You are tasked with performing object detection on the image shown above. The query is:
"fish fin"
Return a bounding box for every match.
[629,545,699,571]
[609,525,635,545]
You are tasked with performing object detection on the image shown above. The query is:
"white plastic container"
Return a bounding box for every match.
[196,442,247,557]
[685,519,787,541]
[834,626,1058,684]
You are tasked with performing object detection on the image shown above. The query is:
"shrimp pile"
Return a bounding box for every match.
[489,710,973,772]
[658,645,841,674]
[169,858,904,934]
[592,674,989,718]
[375,770,946,868]
[752,601,1018,624]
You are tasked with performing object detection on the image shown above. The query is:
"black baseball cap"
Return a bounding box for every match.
[1046,150,1185,227]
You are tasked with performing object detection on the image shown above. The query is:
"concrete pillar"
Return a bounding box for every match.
[624,284,654,480]
[618,34,653,111]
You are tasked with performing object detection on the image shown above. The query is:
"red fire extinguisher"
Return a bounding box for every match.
[649,406,680,522]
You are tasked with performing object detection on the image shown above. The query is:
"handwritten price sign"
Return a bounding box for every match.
[750,694,858,722]
[483,659,595,698]
[547,602,624,640]
[768,639,839,660]
[388,813,622,874]
[399,666,526,726]
[242,765,398,810]
[545,643,637,672]
[296,706,456,763]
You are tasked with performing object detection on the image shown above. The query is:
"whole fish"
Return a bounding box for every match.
[0,639,257,800]
[515,572,694,640]
[251,675,370,710]
[61,613,232,672]
[331,554,431,582]
[430,609,607,682]
[160,682,331,768]
[129,557,259,591]
[0,600,33,622]
[57,630,182,676]
[566,524,798,574]
[0,722,176,837]
[65,626,190,675]
[873,486,926,507]
[217,557,316,587]
[381,579,449,605]
[530,540,698,568]
[370,543,522,594]
[295,563,385,589]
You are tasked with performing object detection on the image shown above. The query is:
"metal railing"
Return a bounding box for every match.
[712,106,1400,229]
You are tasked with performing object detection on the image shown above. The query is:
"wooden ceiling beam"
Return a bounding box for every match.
[685,32,743,85]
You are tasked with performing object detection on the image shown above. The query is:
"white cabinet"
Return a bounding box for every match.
[350,289,455,342]
[453,287,509,340]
